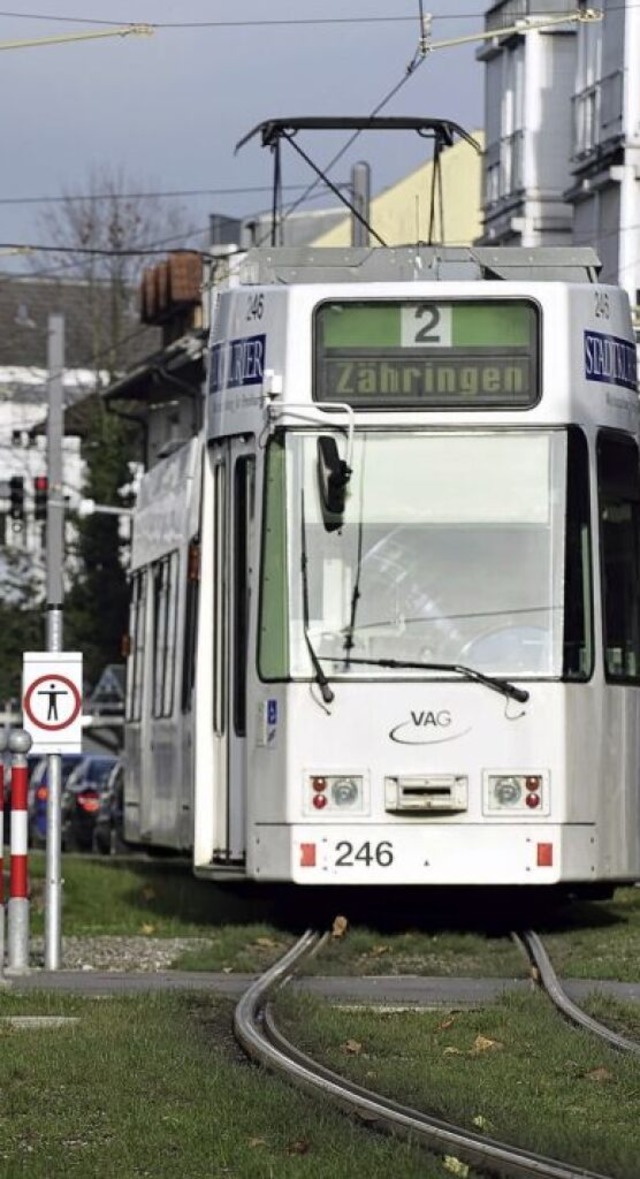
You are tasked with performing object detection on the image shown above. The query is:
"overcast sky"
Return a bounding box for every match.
[0,2,487,267]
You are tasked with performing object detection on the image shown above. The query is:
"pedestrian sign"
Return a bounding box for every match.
[22,652,83,753]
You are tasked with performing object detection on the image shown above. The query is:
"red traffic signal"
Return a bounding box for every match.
[34,475,48,522]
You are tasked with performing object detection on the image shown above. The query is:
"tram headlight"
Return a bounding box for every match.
[330,777,359,808]
[485,773,546,814]
[493,777,522,806]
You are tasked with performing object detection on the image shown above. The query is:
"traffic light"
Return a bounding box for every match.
[33,475,48,523]
[8,476,25,528]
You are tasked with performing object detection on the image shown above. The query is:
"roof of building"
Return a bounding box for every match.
[0,273,161,371]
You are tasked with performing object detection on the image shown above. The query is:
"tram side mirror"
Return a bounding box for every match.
[317,436,352,532]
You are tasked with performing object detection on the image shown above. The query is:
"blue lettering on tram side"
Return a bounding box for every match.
[584,330,638,392]
[209,334,266,394]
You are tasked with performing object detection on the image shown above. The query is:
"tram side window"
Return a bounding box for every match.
[597,432,640,683]
[152,551,179,718]
[564,428,593,679]
[181,538,200,714]
[233,456,255,737]
[125,571,147,722]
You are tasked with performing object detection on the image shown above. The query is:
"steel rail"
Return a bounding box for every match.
[515,929,640,1057]
[233,929,614,1179]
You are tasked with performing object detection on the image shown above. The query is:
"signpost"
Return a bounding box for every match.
[22,654,83,753]
[22,651,82,973]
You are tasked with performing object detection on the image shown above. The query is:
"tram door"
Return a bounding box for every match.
[212,439,255,864]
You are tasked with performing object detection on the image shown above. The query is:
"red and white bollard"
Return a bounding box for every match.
[0,740,5,969]
[6,729,32,975]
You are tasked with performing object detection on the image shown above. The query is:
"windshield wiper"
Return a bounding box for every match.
[300,490,334,704]
[327,656,529,703]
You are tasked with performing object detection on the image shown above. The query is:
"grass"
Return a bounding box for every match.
[274,986,640,1179]
[0,989,456,1179]
[7,858,640,1178]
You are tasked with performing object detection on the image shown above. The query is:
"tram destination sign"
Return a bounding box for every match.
[314,299,539,409]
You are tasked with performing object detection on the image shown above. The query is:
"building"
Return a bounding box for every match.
[309,132,484,249]
[477,0,640,327]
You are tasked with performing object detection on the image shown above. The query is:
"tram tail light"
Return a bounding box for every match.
[306,774,365,814]
[485,773,546,815]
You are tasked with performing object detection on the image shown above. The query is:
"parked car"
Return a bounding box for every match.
[61,754,118,852]
[28,754,85,848]
[93,758,126,855]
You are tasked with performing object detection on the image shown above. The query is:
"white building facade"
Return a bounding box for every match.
[478,0,640,329]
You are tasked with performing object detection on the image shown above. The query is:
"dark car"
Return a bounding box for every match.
[28,754,85,848]
[61,754,118,852]
[93,758,126,855]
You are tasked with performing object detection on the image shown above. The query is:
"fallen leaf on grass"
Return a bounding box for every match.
[254,937,278,948]
[342,1038,364,1055]
[248,1138,267,1148]
[470,1034,503,1055]
[583,1067,614,1083]
[332,915,348,938]
[140,923,156,935]
[443,1046,464,1056]
[368,944,390,957]
[443,1156,469,1177]
[439,1016,456,1030]
[472,1114,491,1131]
[286,1139,311,1155]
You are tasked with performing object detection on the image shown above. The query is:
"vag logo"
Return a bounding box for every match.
[389,709,471,745]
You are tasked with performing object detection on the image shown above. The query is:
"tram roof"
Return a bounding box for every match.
[235,245,602,287]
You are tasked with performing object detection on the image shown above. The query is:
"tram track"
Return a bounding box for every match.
[514,928,640,1058]
[233,927,625,1179]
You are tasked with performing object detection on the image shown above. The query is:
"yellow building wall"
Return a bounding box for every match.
[309,131,484,248]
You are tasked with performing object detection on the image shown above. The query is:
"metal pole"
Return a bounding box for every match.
[45,313,65,971]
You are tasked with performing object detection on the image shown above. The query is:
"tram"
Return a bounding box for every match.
[123,121,640,897]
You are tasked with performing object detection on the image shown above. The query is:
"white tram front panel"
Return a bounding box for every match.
[194,264,640,888]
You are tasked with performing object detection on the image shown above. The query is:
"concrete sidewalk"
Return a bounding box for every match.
[3,969,640,1007]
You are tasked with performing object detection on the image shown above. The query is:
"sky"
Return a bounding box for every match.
[0,2,488,270]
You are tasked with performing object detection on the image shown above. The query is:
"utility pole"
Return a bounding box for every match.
[45,313,65,970]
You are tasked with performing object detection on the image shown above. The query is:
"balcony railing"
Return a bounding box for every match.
[571,70,624,159]
[484,130,525,207]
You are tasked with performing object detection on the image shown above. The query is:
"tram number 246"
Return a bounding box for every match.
[335,840,394,868]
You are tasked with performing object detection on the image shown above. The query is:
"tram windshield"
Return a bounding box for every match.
[260,429,590,684]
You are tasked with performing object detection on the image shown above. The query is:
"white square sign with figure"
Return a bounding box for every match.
[22,652,83,753]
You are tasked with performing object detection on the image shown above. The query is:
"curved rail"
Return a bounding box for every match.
[515,929,640,1057]
[234,929,614,1179]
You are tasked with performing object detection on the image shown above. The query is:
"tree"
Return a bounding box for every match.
[34,167,197,690]
[35,164,197,382]
[64,405,134,690]
[0,551,44,704]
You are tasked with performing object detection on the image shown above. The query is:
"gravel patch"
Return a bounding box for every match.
[28,936,215,973]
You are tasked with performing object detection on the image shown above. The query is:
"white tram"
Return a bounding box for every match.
[124,243,640,897]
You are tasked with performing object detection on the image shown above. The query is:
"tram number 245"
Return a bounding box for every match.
[335,840,394,868]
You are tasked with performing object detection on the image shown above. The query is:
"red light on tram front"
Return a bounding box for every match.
[312,794,328,810]
[300,843,316,867]
[537,843,553,867]
[311,777,327,792]
[525,793,541,809]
